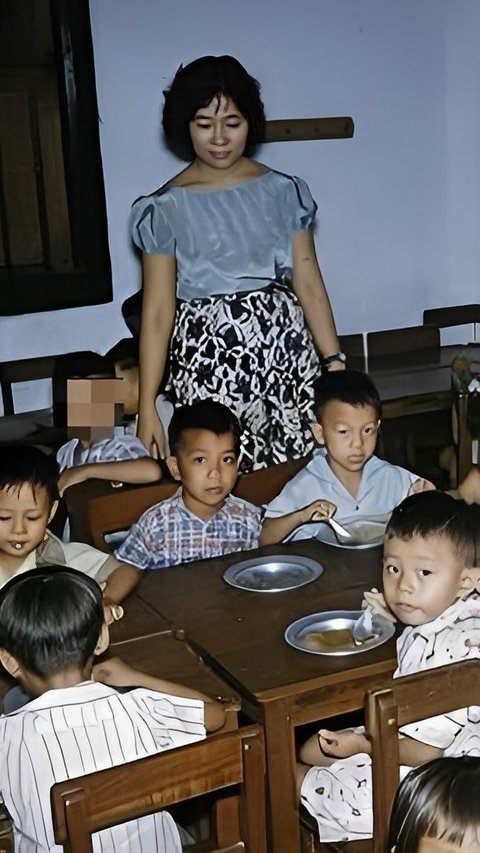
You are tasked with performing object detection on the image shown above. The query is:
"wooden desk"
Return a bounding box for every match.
[109,592,173,646]
[135,540,397,853]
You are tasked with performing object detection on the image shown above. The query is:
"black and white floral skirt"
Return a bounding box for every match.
[166,284,320,470]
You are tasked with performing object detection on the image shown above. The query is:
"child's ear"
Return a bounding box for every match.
[311,422,325,446]
[166,455,181,481]
[0,649,22,679]
[94,622,110,657]
[48,500,59,524]
[459,567,480,594]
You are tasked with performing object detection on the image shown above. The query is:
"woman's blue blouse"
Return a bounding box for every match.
[131,169,316,301]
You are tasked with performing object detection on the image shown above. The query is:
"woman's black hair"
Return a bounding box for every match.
[168,398,241,457]
[386,492,476,568]
[313,370,382,422]
[0,445,59,506]
[163,55,266,161]
[388,756,480,851]
[0,566,104,677]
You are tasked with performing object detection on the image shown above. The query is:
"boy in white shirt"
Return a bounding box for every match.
[261,370,432,544]
[0,445,140,603]
[0,566,225,853]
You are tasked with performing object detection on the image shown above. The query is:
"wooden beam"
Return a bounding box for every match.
[265,116,354,143]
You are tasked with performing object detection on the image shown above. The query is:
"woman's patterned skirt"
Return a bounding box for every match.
[166,283,321,470]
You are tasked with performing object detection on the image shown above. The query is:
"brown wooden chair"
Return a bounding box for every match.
[301,659,478,853]
[366,658,479,853]
[366,325,440,359]
[423,304,480,343]
[83,456,310,551]
[339,334,365,370]
[51,724,267,853]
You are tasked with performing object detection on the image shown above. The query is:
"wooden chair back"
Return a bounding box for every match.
[339,334,365,369]
[366,659,479,853]
[87,456,310,551]
[424,304,480,342]
[367,325,440,358]
[51,724,267,853]
[0,355,56,416]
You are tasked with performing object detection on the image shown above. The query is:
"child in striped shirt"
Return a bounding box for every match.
[0,566,225,853]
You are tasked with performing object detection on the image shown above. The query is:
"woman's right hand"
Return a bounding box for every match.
[138,406,166,459]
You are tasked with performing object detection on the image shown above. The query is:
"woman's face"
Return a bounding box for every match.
[189,94,248,169]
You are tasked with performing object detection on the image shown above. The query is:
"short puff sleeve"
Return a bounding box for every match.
[131,194,176,255]
[289,176,317,231]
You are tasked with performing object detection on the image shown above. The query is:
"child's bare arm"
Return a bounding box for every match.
[260,500,336,545]
[58,458,161,495]
[299,728,443,768]
[92,657,225,732]
[299,728,370,766]
[102,564,141,605]
[397,735,443,766]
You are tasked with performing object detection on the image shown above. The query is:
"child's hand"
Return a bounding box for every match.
[318,728,371,759]
[457,466,480,504]
[408,477,436,496]
[362,588,397,623]
[103,603,124,626]
[92,657,139,687]
[301,499,337,525]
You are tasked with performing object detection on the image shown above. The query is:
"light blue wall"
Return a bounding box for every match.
[0,0,479,379]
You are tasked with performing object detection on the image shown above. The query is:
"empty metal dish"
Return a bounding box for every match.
[223,554,324,592]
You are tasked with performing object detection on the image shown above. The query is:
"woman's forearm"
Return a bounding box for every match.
[292,229,340,358]
[138,253,177,410]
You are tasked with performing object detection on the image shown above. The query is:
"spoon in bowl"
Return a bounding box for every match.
[326,517,353,542]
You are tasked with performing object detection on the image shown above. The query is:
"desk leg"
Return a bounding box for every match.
[262,700,299,853]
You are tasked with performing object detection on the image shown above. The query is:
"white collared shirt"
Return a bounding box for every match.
[264,449,418,524]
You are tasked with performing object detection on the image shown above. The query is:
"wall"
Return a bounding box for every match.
[0,0,479,409]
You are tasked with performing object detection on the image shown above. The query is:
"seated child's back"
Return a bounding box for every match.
[116,400,262,570]
[0,566,224,852]
[262,370,430,544]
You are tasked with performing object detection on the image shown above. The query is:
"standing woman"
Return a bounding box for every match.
[133,55,345,469]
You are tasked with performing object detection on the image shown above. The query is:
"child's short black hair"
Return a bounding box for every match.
[0,566,104,677]
[0,445,59,506]
[168,399,241,457]
[313,370,382,422]
[163,55,266,161]
[105,338,139,372]
[388,756,480,852]
[386,491,476,567]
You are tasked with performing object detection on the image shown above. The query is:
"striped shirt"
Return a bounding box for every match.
[0,681,205,852]
[115,491,261,571]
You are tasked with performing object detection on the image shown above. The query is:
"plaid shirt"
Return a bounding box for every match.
[115,491,262,571]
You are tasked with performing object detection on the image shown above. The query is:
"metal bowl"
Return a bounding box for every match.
[223,554,324,592]
[285,609,395,655]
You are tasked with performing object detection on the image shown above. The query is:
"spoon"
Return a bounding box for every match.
[326,517,353,542]
[352,607,376,645]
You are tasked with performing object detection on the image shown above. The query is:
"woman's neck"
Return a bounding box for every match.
[179,157,264,188]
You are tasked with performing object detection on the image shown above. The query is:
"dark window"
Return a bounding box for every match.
[0,0,112,315]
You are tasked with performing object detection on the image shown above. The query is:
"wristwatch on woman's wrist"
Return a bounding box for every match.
[322,352,347,368]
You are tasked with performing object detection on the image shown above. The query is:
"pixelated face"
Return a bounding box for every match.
[311,402,380,483]
[382,534,467,625]
[67,378,124,443]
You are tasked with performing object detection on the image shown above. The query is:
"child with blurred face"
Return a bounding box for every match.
[298,492,480,844]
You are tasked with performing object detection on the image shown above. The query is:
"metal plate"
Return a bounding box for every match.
[223,554,324,593]
[313,515,389,549]
[285,610,395,655]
